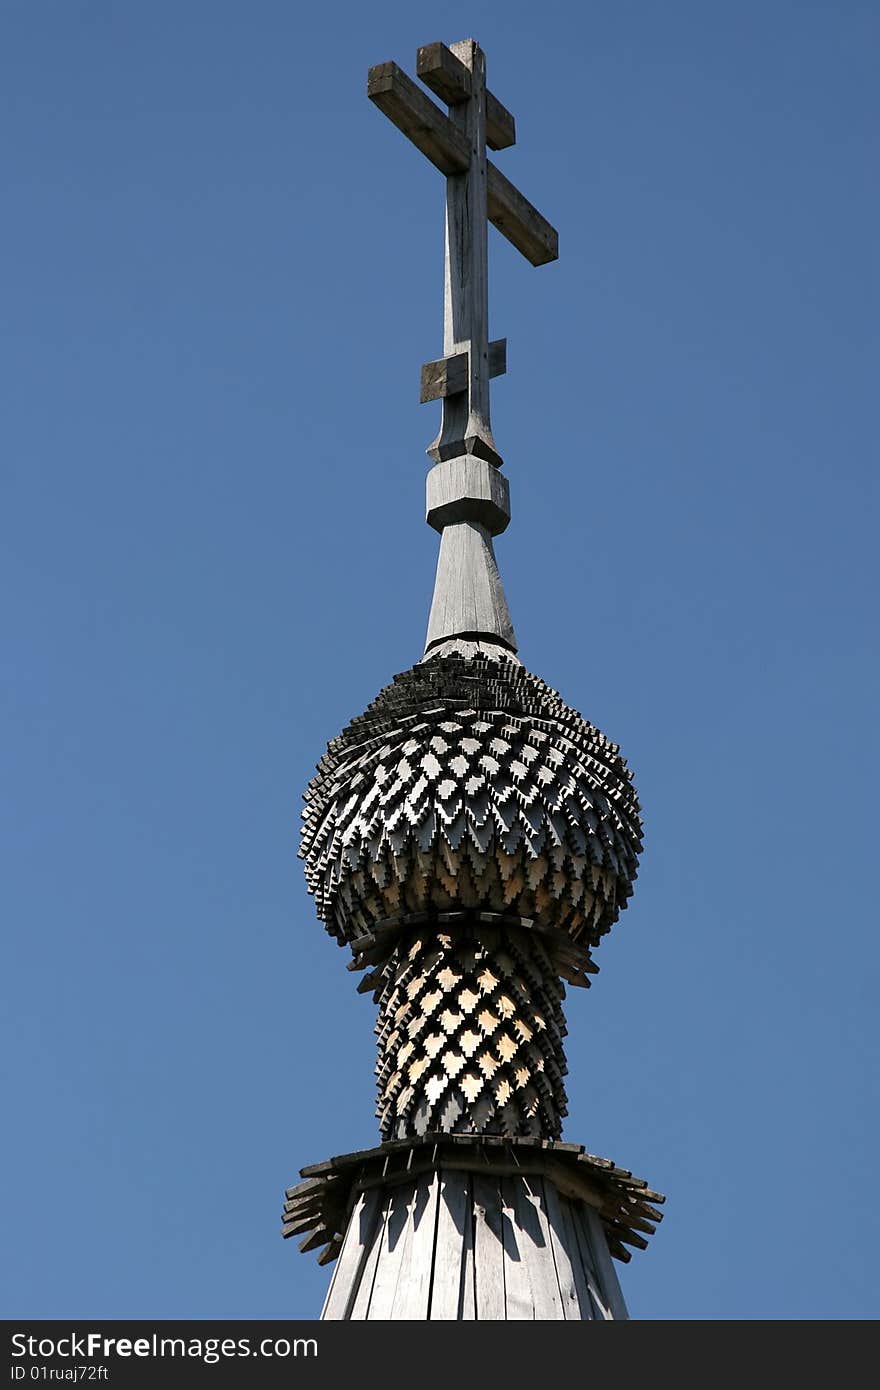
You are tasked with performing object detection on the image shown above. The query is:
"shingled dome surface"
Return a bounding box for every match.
[300,649,642,953]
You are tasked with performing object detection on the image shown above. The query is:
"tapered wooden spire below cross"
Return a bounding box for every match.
[368,40,558,470]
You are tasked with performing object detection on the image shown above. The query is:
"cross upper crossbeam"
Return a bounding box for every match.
[368,39,558,470]
[416,42,517,151]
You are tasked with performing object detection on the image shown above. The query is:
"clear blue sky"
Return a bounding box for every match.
[2,1,877,1321]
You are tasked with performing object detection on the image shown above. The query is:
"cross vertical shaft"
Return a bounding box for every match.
[431,41,500,468]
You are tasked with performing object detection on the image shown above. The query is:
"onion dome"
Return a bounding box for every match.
[300,646,642,957]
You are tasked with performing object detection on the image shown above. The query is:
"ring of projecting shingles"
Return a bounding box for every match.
[374,923,568,1141]
[300,651,642,954]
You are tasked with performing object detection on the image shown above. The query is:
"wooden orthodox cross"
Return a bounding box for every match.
[368,40,558,469]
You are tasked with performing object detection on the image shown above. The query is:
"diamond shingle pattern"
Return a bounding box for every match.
[374,924,567,1140]
[301,652,642,954]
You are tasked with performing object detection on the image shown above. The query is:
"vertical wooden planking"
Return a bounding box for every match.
[365,1180,419,1318]
[500,1176,535,1318]
[390,1172,441,1319]
[459,1172,477,1319]
[473,1173,507,1320]
[583,1206,629,1320]
[321,1189,378,1321]
[348,1189,392,1320]
[571,1205,613,1320]
[511,1175,565,1319]
[543,1179,592,1320]
[430,1167,469,1317]
[317,1168,633,1321]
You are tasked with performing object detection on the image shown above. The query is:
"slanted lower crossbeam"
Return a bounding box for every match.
[420,338,507,403]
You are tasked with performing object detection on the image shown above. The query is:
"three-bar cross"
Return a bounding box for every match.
[368,40,558,469]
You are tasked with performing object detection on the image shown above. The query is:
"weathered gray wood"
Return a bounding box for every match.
[500,1176,534,1318]
[417,42,515,149]
[420,339,506,403]
[583,1205,629,1320]
[321,1189,374,1320]
[425,455,510,536]
[283,1191,325,1218]
[485,92,516,152]
[382,1181,420,1318]
[367,63,469,176]
[390,1171,441,1318]
[607,1225,648,1251]
[283,1176,325,1201]
[611,1207,657,1236]
[356,1151,602,1214]
[283,1212,325,1238]
[544,1158,605,1213]
[487,160,558,266]
[571,1205,613,1320]
[424,520,516,652]
[298,1224,331,1253]
[430,1169,475,1319]
[636,1201,665,1224]
[303,653,643,959]
[428,39,499,468]
[472,1174,507,1320]
[416,41,471,104]
[309,1143,640,1318]
[421,350,468,403]
[363,38,563,657]
[516,1176,566,1319]
[347,1193,390,1319]
[489,337,507,379]
[361,1181,417,1318]
[542,1179,593,1319]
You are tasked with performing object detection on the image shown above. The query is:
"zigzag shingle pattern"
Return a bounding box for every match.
[374,923,567,1139]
